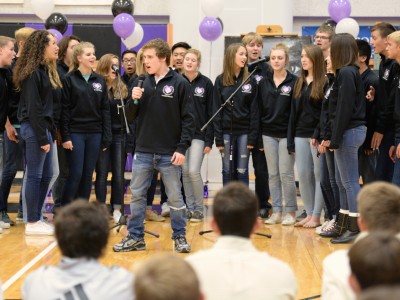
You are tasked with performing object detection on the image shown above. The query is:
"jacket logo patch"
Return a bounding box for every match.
[92,82,103,92]
[254,75,263,83]
[162,85,174,98]
[383,69,390,81]
[194,87,205,97]
[242,83,252,93]
[280,85,291,96]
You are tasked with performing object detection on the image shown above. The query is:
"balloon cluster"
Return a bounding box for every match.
[199,0,224,42]
[327,0,359,38]
[112,0,144,49]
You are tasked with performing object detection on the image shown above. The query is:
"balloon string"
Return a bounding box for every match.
[209,41,212,77]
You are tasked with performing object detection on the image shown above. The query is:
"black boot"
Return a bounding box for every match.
[320,212,348,238]
[330,216,359,244]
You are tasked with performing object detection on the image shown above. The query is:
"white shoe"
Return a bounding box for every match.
[264,213,282,224]
[281,214,296,225]
[0,227,3,233]
[315,220,331,234]
[161,203,170,217]
[113,210,122,224]
[319,219,336,234]
[25,221,54,236]
[0,220,10,229]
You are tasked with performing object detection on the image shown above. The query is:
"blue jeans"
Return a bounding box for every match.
[221,134,250,185]
[375,130,394,181]
[95,133,126,207]
[392,140,400,185]
[182,139,205,213]
[320,151,340,219]
[334,126,366,213]
[20,122,55,223]
[0,129,24,212]
[358,148,377,184]
[262,135,297,213]
[61,133,102,205]
[127,152,186,239]
[295,137,324,217]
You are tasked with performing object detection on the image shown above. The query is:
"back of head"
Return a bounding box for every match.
[14,27,35,44]
[371,22,396,38]
[142,38,171,66]
[358,182,400,233]
[359,285,400,300]
[213,182,258,238]
[330,33,358,72]
[134,254,200,300]
[58,35,81,62]
[349,232,400,291]
[55,200,109,259]
[356,39,372,66]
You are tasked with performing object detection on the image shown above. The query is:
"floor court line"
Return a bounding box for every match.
[2,241,58,293]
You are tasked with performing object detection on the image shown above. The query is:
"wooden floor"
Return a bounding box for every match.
[0,189,350,300]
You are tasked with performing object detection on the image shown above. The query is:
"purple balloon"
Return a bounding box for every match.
[199,17,222,42]
[328,0,351,23]
[113,13,135,39]
[47,29,63,43]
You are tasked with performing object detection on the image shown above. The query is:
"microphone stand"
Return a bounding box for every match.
[199,64,271,239]
[114,72,159,238]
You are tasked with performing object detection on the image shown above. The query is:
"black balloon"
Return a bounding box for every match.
[112,0,134,17]
[322,18,337,28]
[45,13,68,34]
[217,17,224,32]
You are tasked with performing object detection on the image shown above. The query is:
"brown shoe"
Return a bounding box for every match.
[146,210,166,222]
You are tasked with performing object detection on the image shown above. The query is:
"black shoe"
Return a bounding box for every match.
[190,211,204,223]
[0,211,15,226]
[330,230,359,244]
[258,208,270,219]
[113,235,146,252]
[320,212,348,238]
[186,210,192,220]
[296,210,307,221]
[174,235,191,253]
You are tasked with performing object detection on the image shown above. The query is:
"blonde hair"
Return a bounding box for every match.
[184,48,201,65]
[0,36,15,48]
[241,32,263,47]
[388,31,400,46]
[270,42,289,62]
[70,41,95,71]
[96,53,128,99]
[223,43,248,86]
[135,48,146,76]
[14,27,35,44]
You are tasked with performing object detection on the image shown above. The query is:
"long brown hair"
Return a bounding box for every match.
[293,44,326,101]
[58,34,81,63]
[223,43,248,86]
[96,53,128,99]
[13,30,62,90]
[69,41,95,72]
[330,33,359,74]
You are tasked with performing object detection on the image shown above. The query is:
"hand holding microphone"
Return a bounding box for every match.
[132,74,146,105]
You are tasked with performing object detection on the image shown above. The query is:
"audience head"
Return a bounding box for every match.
[269,42,289,72]
[134,254,203,300]
[0,36,16,68]
[141,38,171,74]
[356,39,372,68]
[330,33,358,74]
[357,182,400,234]
[315,25,334,55]
[242,32,264,62]
[370,22,396,55]
[70,41,95,71]
[55,200,109,259]
[183,48,201,74]
[171,41,191,72]
[223,43,248,86]
[212,182,259,238]
[121,49,137,76]
[348,232,400,295]
[359,285,400,300]
[58,35,81,66]
[386,31,400,62]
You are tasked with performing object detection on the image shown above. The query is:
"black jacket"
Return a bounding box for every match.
[249,62,272,84]
[61,69,112,148]
[213,71,259,147]
[17,65,54,146]
[7,57,19,126]
[318,73,335,141]
[125,68,195,156]
[287,81,322,152]
[257,71,297,139]
[375,55,399,134]
[0,67,11,132]
[182,73,214,148]
[392,70,400,140]
[329,65,366,149]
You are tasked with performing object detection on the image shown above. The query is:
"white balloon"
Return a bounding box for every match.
[335,18,359,38]
[201,0,224,18]
[122,22,144,49]
[31,0,55,20]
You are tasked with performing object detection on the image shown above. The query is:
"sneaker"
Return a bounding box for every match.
[0,221,10,229]
[264,213,282,224]
[190,211,204,223]
[146,210,165,222]
[281,214,296,225]
[113,210,122,224]
[174,235,191,253]
[315,220,329,234]
[296,210,307,221]
[113,235,146,252]
[25,221,54,236]
[320,219,337,234]
[258,208,270,219]
[0,227,2,234]
[0,211,15,226]
[186,210,192,220]
[161,202,170,217]
[16,210,23,221]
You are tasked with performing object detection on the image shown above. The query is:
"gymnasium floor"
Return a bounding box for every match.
[0,184,349,300]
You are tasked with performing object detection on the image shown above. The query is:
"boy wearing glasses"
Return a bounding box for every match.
[315,24,334,59]
[121,49,137,86]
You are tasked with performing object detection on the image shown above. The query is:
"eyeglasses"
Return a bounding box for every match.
[122,59,136,64]
[315,35,330,40]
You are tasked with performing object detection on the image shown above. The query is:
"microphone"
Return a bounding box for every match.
[247,56,270,68]
[111,64,120,73]
[134,74,146,105]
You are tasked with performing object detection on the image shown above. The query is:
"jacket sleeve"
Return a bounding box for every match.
[60,76,72,143]
[204,79,214,148]
[213,77,224,147]
[176,81,195,155]
[125,76,140,122]
[394,79,400,141]
[247,80,259,147]
[100,83,112,149]
[287,95,296,153]
[330,69,356,149]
